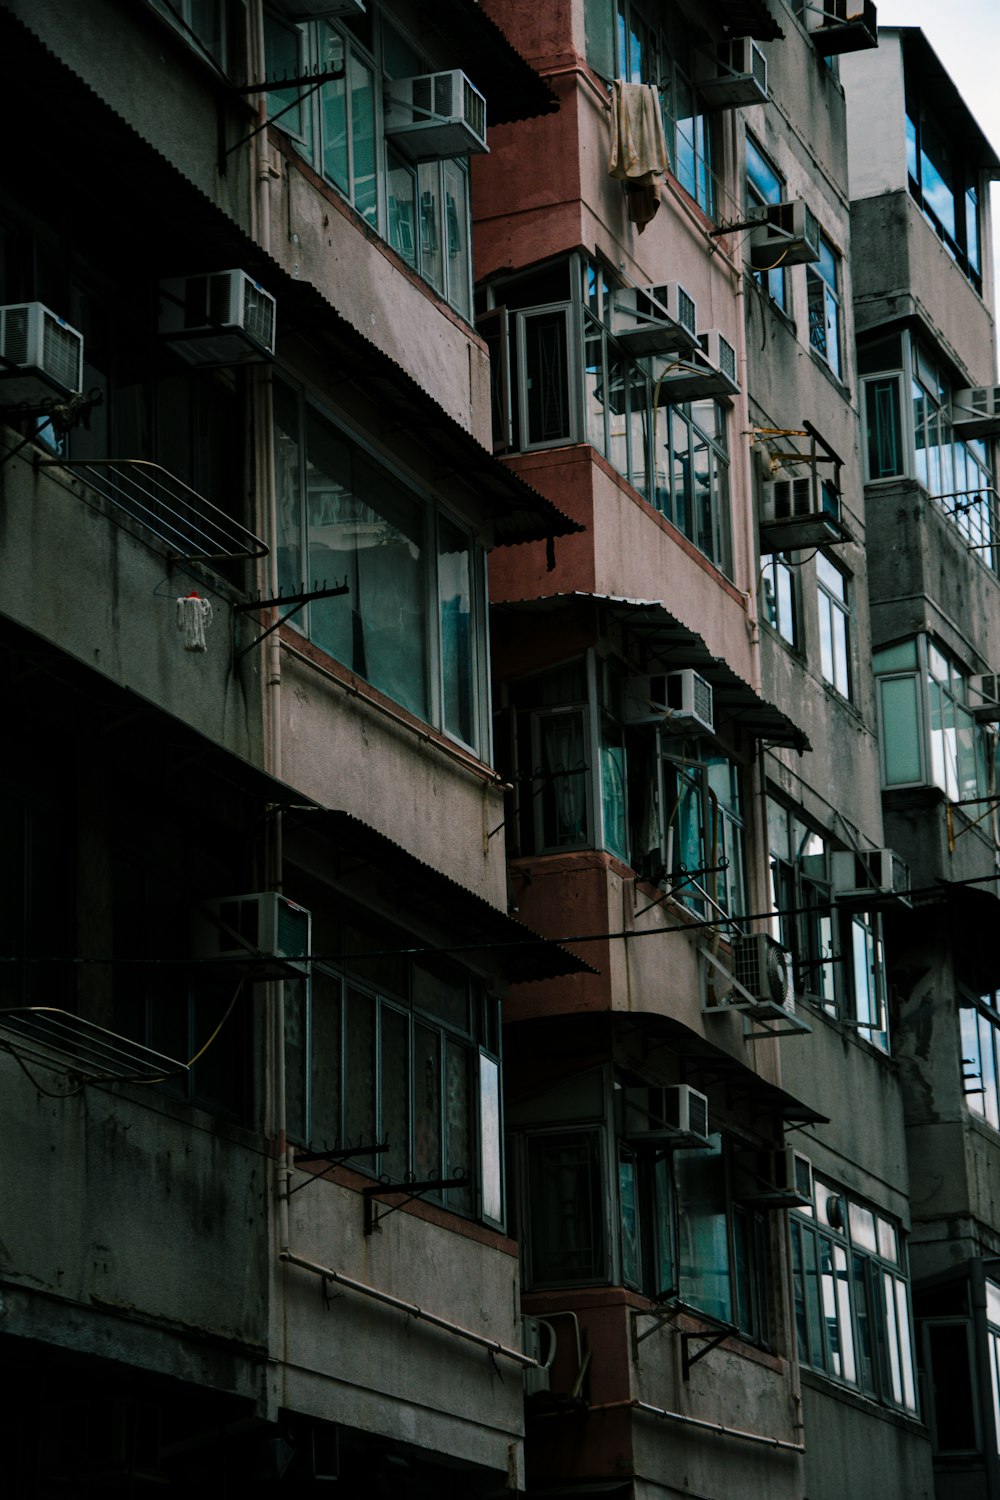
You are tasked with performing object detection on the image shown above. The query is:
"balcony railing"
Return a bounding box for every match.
[35,456,268,564]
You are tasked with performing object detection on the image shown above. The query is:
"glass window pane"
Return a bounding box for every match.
[675,1136,732,1324]
[311,970,342,1151]
[896,1277,916,1410]
[879,676,922,784]
[865,377,904,479]
[413,1022,442,1180]
[445,1039,472,1213]
[619,1152,641,1287]
[528,1132,605,1285]
[524,309,572,446]
[388,153,417,264]
[418,161,444,294]
[380,1004,410,1182]
[442,158,471,320]
[480,1053,502,1223]
[439,516,474,746]
[346,986,375,1145]
[536,711,589,849]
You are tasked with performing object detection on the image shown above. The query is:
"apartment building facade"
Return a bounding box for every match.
[0,1,584,1494]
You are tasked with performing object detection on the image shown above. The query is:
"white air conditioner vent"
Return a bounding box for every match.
[194,892,311,976]
[760,468,845,550]
[739,1146,813,1208]
[749,200,820,268]
[952,386,1000,440]
[611,281,699,356]
[0,302,84,404]
[698,329,740,394]
[623,670,714,733]
[695,37,768,108]
[831,848,910,906]
[624,1084,711,1146]
[522,1316,557,1396]
[384,70,487,160]
[159,270,276,366]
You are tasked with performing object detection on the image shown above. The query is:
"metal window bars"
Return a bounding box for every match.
[0,1006,190,1084]
[34,456,268,565]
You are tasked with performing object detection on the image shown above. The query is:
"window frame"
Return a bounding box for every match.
[874,634,990,803]
[762,553,799,647]
[816,553,852,700]
[273,374,490,755]
[745,133,788,312]
[805,224,843,381]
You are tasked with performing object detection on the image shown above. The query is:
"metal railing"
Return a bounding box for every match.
[35,456,268,564]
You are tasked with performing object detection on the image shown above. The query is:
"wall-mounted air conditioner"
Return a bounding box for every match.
[805,0,878,57]
[952,386,1000,440]
[971,674,1000,723]
[738,1146,813,1208]
[651,332,739,402]
[623,670,715,734]
[384,70,487,160]
[760,468,846,551]
[0,302,84,405]
[522,1316,557,1397]
[831,848,911,907]
[731,933,792,1015]
[694,37,768,108]
[749,200,820,269]
[611,281,699,356]
[159,271,276,366]
[194,892,311,976]
[623,1083,711,1147]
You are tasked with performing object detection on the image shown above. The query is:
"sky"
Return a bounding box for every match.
[875,0,1000,321]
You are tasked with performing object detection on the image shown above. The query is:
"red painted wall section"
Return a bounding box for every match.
[506,853,614,1022]
[490,447,597,601]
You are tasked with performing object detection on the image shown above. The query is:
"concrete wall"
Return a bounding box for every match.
[0,1052,268,1402]
[841,33,909,201]
[800,1374,933,1500]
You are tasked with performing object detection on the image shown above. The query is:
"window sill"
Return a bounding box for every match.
[800,1367,924,1431]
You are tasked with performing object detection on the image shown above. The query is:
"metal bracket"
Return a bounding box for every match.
[634,860,730,919]
[363,1171,467,1234]
[289,1140,388,1195]
[235,579,349,660]
[223,67,345,158]
[682,1327,733,1380]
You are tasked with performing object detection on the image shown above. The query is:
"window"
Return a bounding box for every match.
[660,741,746,922]
[746,135,787,312]
[285,900,503,1226]
[874,636,990,802]
[860,333,998,567]
[806,225,843,380]
[961,988,1000,1130]
[149,0,242,74]
[480,255,734,575]
[792,1181,917,1413]
[816,555,851,698]
[607,0,719,216]
[906,80,983,291]
[263,10,473,318]
[762,554,798,646]
[517,1111,769,1343]
[274,377,487,752]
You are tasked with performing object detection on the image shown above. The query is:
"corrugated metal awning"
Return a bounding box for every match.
[494,593,811,753]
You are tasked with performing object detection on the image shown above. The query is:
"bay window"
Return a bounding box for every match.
[285,901,503,1227]
[874,636,990,803]
[806,225,843,380]
[274,378,487,752]
[661,742,747,922]
[906,79,984,291]
[263,7,474,317]
[479,255,734,575]
[860,333,998,570]
[792,1180,917,1413]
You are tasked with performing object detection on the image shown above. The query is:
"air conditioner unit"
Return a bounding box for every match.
[194,892,311,976]
[749,200,820,269]
[0,302,84,405]
[694,37,768,108]
[384,70,487,161]
[806,0,878,57]
[650,332,739,403]
[731,933,791,1013]
[831,848,911,906]
[611,281,699,356]
[952,386,1000,440]
[739,1146,813,1208]
[971,674,1000,722]
[623,1084,711,1146]
[623,670,715,734]
[522,1316,557,1397]
[760,468,846,550]
[158,270,276,366]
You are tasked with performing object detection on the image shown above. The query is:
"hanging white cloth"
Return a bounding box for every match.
[176,592,213,653]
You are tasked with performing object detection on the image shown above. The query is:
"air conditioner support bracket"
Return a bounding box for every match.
[288,1140,389,1195]
[235,580,349,660]
[364,1172,468,1234]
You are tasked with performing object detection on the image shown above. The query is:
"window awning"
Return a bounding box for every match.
[0,9,580,551]
[423,0,559,124]
[493,593,811,753]
[1,617,592,987]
